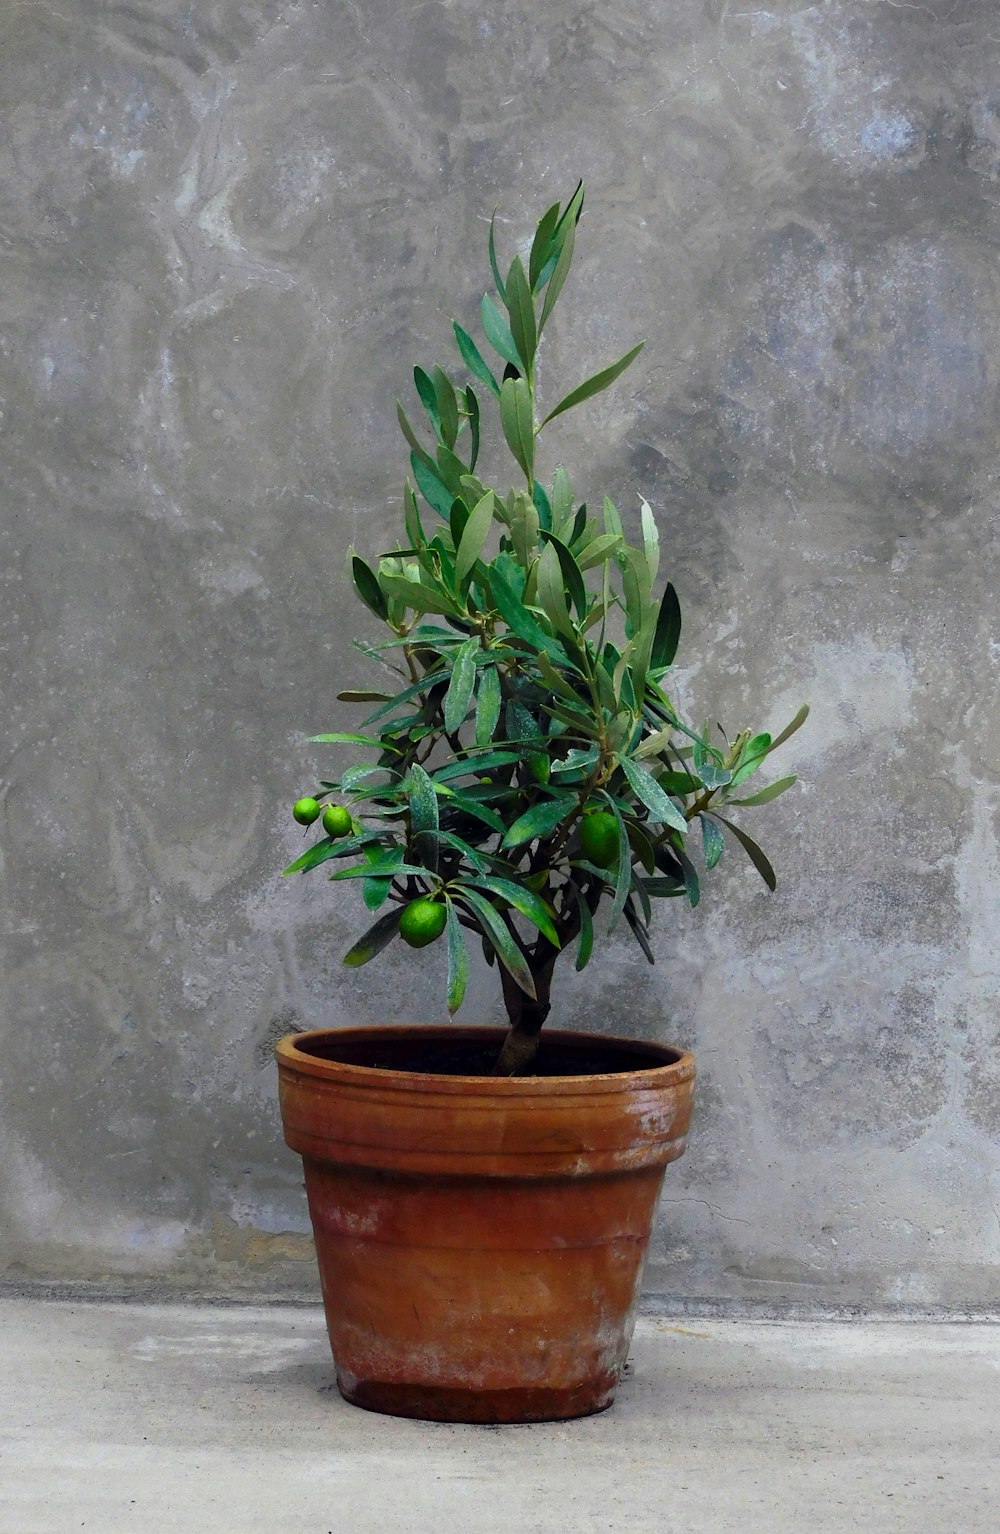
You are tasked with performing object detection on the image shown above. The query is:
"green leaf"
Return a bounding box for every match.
[488,562,567,662]
[453,321,500,397]
[532,478,552,532]
[535,539,573,638]
[701,815,725,869]
[488,210,506,303]
[540,531,587,618]
[692,746,732,791]
[407,762,439,871]
[445,900,469,1015]
[639,498,660,588]
[641,877,686,898]
[550,745,600,778]
[463,876,560,947]
[411,452,454,518]
[475,664,502,746]
[505,254,537,373]
[623,899,655,964]
[499,376,535,483]
[413,365,440,433]
[465,385,480,471]
[436,443,469,498]
[378,574,461,618]
[432,365,459,447]
[342,906,404,967]
[605,798,633,934]
[350,554,389,621]
[650,582,681,671]
[676,846,701,907]
[539,203,578,333]
[403,483,425,549]
[710,814,777,891]
[529,199,562,289]
[329,852,431,882]
[768,704,810,753]
[337,689,392,704]
[571,883,595,971]
[501,796,572,850]
[396,403,435,472]
[618,755,688,833]
[363,876,391,911]
[431,749,521,783]
[576,532,622,571]
[309,731,401,749]
[452,887,536,998]
[550,466,574,536]
[481,294,521,371]
[455,490,496,585]
[539,342,644,428]
[444,636,479,735]
[728,774,797,807]
[282,829,388,876]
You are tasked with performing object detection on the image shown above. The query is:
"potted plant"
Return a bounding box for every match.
[276,182,806,1423]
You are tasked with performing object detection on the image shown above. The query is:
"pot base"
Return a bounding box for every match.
[337,1372,617,1424]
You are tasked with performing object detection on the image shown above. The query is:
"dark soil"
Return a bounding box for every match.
[297,1031,679,1078]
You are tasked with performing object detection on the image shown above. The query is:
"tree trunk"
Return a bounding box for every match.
[491,954,557,1076]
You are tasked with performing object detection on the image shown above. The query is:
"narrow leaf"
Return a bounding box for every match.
[465,385,480,471]
[639,498,660,588]
[350,554,389,621]
[535,539,572,638]
[488,210,506,302]
[463,876,560,947]
[444,637,479,735]
[711,814,777,891]
[606,798,633,934]
[452,887,536,998]
[431,365,459,447]
[445,899,469,1014]
[410,452,454,518]
[481,293,521,371]
[701,815,725,869]
[501,796,572,850]
[529,199,562,289]
[571,883,595,971]
[453,321,500,397]
[729,774,797,807]
[309,731,401,749]
[768,704,810,753]
[540,531,587,618]
[455,490,496,584]
[623,899,655,964]
[342,906,403,967]
[539,210,577,333]
[475,664,502,746]
[407,762,439,871]
[650,582,682,670]
[539,342,644,428]
[499,376,535,483]
[505,254,537,372]
[618,755,687,833]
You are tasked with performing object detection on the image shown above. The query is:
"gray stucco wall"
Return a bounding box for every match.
[2,0,998,1310]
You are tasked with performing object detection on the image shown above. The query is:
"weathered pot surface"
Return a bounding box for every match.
[276,1024,696,1423]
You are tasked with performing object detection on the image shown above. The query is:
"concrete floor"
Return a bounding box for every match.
[1,1299,997,1533]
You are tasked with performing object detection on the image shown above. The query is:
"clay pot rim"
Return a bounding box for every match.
[276,1024,696,1096]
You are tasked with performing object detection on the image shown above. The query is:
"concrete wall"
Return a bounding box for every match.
[2,0,998,1311]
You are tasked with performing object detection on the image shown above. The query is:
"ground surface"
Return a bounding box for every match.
[1,1299,997,1533]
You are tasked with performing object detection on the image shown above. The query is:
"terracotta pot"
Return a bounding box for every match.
[276,1025,695,1423]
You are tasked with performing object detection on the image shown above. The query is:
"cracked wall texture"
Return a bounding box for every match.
[2,0,999,1309]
